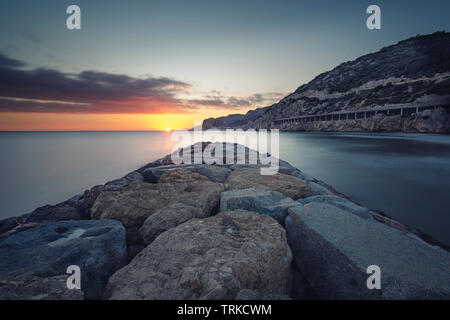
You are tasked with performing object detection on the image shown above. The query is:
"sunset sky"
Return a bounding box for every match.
[1,0,449,130]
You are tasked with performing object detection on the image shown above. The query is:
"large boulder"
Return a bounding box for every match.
[143,165,231,183]
[91,174,224,244]
[308,181,335,195]
[104,210,292,300]
[140,203,204,245]
[0,222,39,242]
[0,219,127,299]
[26,203,80,223]
[0,275,84,300]
[0,216,23,237]
[225,169,312,200]
[193,165,232,183]
[67,171,145,219]
[141,165,186,183]
[296,195,373,220]
[220,188,299,225]
[286,202,450,299]
[159,168,209,183]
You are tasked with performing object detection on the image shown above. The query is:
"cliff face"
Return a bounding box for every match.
[202,106,270,130]
[203,32,450,133]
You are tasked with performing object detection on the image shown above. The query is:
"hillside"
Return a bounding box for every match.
[203,32,450,133]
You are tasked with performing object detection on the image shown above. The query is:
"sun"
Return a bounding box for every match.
[165,127,171,132]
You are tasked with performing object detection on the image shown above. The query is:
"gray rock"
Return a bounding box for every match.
[71,185,107,219]
[141,167,160,183]
[26,203,80,223]
[220,188,299,225]
[137,154,174,173]
[143,164,231,183]
[225,168,312,200]
[104,177,143,189]
[235,289,291,300]
[228,163,264,171]
[142,165,194,183]
[69,181,133,220]
[0,275,84,300]
[0,216,23,238]
[308,181,335,195]
[296,195,373,220]
[286,203,450,299]
[140,203,204,245]
[124,171,144,182]
[0,222,39,242]
[105,210,292,300]
[158,168,209,183]
[91,171,224,244]
[277,160,313,179]
[290,170,316,182]
[0,219,127,299]
[69,193,83,201]
[290,264,318,300]
[192,165,231,183]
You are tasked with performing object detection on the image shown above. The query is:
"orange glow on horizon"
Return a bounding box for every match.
[0,108,251,131]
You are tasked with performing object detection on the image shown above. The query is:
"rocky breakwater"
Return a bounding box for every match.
[0,142,449,300]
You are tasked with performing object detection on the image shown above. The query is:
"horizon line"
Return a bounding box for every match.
[0,130,178,133]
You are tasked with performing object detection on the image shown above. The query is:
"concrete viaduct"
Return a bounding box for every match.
[272,103,450,126]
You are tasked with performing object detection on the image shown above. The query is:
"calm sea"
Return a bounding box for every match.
[1,131,449,245]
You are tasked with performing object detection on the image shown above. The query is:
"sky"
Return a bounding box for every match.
[0,0,449,131]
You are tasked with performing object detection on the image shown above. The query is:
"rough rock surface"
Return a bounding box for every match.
[0,275,84,300]
[68,171,145,219]
[26,203,81,223]
[143,164,231,183]
[0,222,39,242]
[286,202,450,299]
[225,169,312,200]
[104,210,292,300]
[0,216,23,237]
[159,168,209,183]
[0,219,127,299]
[91,172,224,244]
[140,203,204,245]
[193,165,232,183]
[297,195,373,220]
[220,188,299,225]
[308,181,335,195]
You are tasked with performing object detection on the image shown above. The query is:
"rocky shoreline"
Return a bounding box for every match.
[203,33,450,133]
[0,142,449,299]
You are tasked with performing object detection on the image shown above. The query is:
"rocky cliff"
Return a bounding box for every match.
[202,106,270,130]
[203,32,450,133]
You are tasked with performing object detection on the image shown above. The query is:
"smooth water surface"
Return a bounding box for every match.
[0,131,449,245]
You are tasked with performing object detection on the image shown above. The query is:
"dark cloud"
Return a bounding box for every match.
[0,53,191,113]
[187,99,226,107]
[0,53,25,68]
[187,92,285,109]
[227,97,251,107]
[0,53,285,114]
